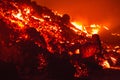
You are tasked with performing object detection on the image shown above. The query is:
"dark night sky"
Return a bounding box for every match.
[32,0,120,44]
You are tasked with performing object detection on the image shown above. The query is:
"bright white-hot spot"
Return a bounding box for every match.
[103,26,109,30]
[102,60,110,69]
[12,10,24,20]
[71,22,109,35]
[71,22,87,33]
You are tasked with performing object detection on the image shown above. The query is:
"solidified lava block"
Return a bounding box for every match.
[47,56,75,80]
[0,61,20,80]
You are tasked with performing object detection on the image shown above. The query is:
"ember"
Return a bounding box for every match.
[0,0,120,80]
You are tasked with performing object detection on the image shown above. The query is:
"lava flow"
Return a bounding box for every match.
[0,0,120,80]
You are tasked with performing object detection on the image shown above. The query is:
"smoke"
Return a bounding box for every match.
[33,0,120,32]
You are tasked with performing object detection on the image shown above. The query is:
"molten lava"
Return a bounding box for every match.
[0,0,120,80]
[71,22,109,37]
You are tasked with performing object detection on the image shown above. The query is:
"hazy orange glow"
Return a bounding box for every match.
[33,0,120,45]
[34,0,120,26]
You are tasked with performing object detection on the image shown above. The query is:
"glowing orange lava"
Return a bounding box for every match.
[71,21,109,36]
